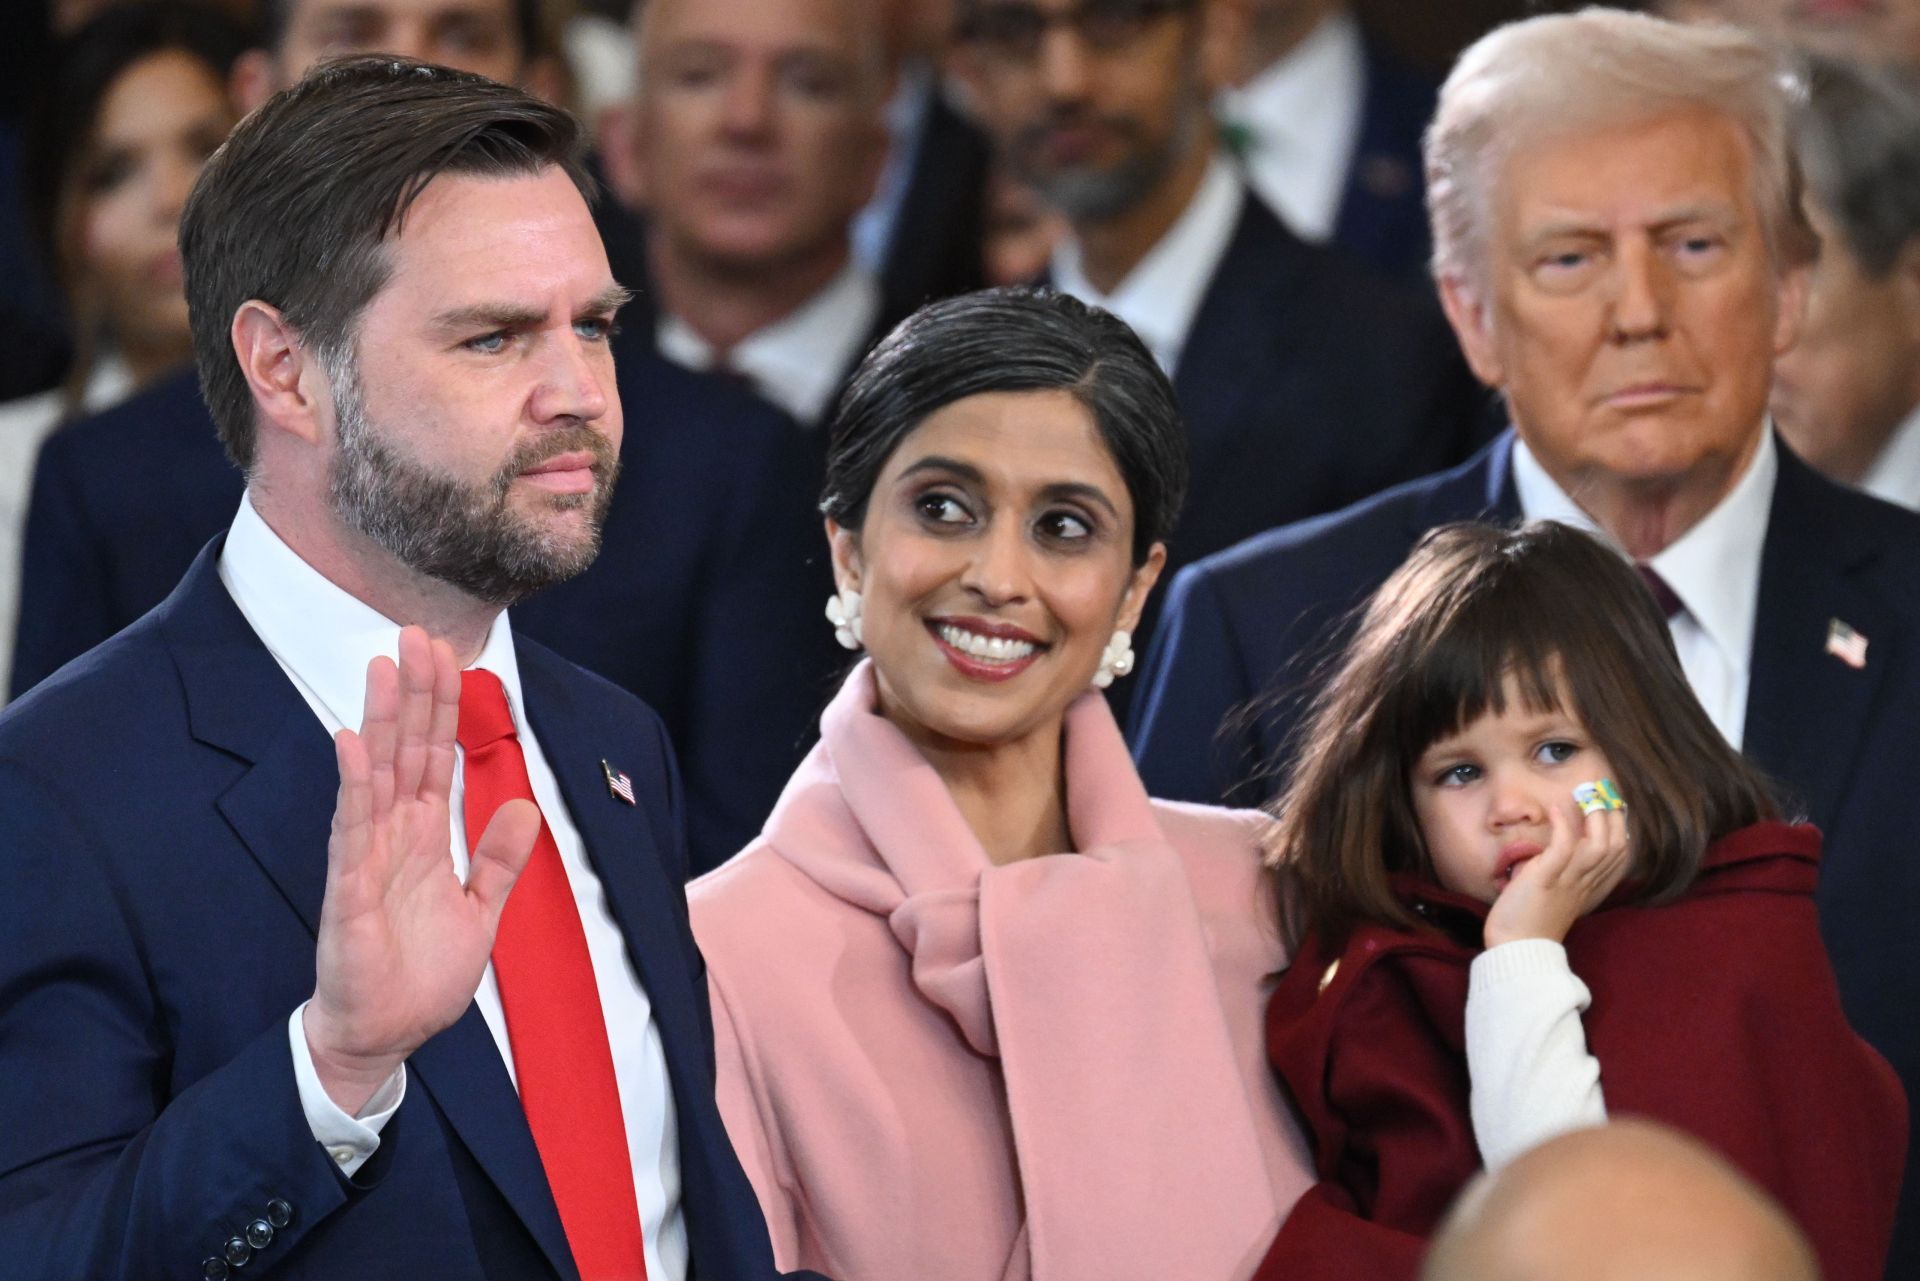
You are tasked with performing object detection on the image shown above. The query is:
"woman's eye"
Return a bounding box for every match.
[916,493,971,525]
[1536,740,1579,765]
[1435,763,1480,787]
[1038,510,1091,541]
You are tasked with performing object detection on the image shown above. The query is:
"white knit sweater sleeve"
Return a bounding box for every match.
[1465,938,1609,1169]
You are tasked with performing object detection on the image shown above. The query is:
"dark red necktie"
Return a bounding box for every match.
[458,669,648,1281]
[1636,563,1686,620]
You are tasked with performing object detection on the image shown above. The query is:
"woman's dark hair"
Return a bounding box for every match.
[22,1,248,285]
[820,287,1190,566]
[20,1,248,403]
[1269,520,1781,948]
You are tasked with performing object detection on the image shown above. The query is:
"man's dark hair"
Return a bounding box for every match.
[1795,52,1920,278]
[179,55,592,469]
[821,287,1189,567]
[254,0,547,64]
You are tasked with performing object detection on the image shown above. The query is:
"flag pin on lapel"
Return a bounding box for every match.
[601,759,636,805]
[1825,618,1869,670]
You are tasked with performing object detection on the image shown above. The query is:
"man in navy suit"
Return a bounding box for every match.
[948,0,1487,679]
[0,58,821,1281]
[1131,11,1920,1273]
[1214,0,1437,281]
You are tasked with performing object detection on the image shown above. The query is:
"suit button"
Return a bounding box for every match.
[246,1219,275,1250]
[201,1258,230,1281]
[266,1199,294,1229]
[224,1236,251,1267]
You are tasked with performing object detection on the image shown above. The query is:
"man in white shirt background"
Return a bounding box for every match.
[1770,52,1920,512]
[948,0,1485,676]
[1212,0,1438,280]
[599,0,892,429]
[0,56,820,1281]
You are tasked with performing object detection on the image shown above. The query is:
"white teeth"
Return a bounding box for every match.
[937,624,1037,663]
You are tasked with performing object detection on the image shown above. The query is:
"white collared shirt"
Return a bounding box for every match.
[1859,402,1920,512]
[218,495,688,1281]
[1050,151,1245,376]
[656,260,881,425]
[1511,430,1776,749]
[1214,9,1365,244]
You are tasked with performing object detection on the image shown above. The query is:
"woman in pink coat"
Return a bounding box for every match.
[688,289,1315,1281]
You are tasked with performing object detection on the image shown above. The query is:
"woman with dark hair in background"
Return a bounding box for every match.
[0,1,244,694]
[686,287,1315,1281]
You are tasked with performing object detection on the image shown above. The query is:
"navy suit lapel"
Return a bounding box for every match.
[165,539,579,1281]
[1174,198,1311,472]
[1744,446,1894,834]
[1408,430,1521,535]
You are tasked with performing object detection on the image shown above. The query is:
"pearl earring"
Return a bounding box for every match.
[1091,629,1134,689]
[825,588,863,650]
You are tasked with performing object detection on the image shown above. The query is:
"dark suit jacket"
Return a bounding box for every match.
[0,542,824,1281]
[1129,431,1920,1277]
[1108,192,1488,686]
[1327,30,1438,284]
[874,85,990,322]
[11,343,840,875]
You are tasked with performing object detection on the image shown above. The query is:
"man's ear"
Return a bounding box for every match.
[1437,272,1506,389]
[826,517,862,592]
[230,48,278,115]
[597,100,647,211]
[231,301,328,448]
[1771,261,1810,357]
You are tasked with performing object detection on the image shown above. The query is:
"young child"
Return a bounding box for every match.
[1252,521,1905,1281]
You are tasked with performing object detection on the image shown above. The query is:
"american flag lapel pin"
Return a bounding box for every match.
[601,759,636,805]
[1825,618,1869,670]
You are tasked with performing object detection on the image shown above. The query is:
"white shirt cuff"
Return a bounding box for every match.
[288,1002,406,1177]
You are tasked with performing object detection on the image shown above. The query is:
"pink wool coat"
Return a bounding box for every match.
[688,663,1314,1281]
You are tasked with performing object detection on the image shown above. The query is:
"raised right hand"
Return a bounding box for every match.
[303,627,541,1114]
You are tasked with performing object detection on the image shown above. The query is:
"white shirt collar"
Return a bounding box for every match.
[216,492,526,735]
[1214,8,1365,243]
[1050,151,1245,376]
[1511,428,1775,675]
[656,260,881,425]
[1858,401,1920,512]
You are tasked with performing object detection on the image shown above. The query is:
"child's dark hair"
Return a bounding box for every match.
[1268,520,1781,947]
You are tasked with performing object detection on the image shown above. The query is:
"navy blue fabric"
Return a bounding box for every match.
[875,89,990,322]
[1327,31,1438,283]
[10,338,840,874]
[0,542,825,1281]
[1130,432,1920,1276]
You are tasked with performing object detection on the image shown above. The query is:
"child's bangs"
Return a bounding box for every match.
[1393,583,1573,757]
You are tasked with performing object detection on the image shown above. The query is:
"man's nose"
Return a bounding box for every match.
[719,66,777,138]
[531,331,612,425]
[1037,21,1093,104]
[1608,239,1672,342]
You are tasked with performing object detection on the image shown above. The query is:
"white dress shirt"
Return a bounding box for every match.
[1512,430,1776,749]
[656,260,881,426]
[1859,402,1920,512]
[1214,9,1365,245]
[218,494,688,1281]
[1050,151,1245,377]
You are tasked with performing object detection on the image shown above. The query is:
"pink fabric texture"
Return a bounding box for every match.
[689,662,1314,1281]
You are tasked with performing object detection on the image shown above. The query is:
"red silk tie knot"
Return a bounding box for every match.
[457,669,518,752]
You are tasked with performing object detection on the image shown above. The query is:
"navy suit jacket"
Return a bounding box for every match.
[1130,432,1920,1276]
[11,342,839,874]
[1326,30,1438,283]
[1129,193,1489,663]
[875,88,990,322]
[0,542,825,1281]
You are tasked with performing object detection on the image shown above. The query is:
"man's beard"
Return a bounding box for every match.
[326,361,621,607]
[1012,99,1205,225]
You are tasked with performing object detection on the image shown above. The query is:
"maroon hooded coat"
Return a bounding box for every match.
[1255,822,1906,1281]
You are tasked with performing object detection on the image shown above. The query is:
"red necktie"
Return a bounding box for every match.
[458,669,648,1281]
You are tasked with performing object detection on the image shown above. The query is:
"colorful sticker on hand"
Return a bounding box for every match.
[1573,779,1626,815]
